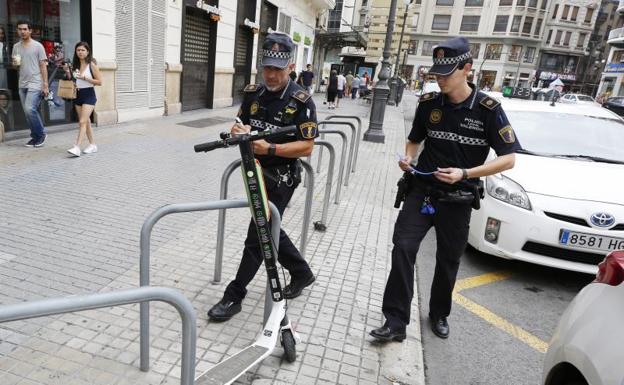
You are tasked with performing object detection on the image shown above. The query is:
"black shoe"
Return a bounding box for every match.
[430,316,449,339]
[369,325,406,342]
[25,139,35,147]
[34,134,47,148]
[283,275,315,299]
[207,298,241,322]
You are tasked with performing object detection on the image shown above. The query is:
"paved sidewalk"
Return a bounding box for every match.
[0,92,425,385]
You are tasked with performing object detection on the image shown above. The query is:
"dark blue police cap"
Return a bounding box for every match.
[429,37,472,76]
[261,32,295,69]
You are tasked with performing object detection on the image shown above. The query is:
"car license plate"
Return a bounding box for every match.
[559,229,624,253]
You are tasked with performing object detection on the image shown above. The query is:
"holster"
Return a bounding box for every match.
[394,172,412,209]
[263,160,302,188]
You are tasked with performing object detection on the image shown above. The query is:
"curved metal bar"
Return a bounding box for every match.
[0,287,197,385]
[139,199,280,373]
[299,160,314,257]
[317,121,356,186]
[215,159,242,284]
[318,129,347,204]
[313,141,335,232]
[325,115,362,173]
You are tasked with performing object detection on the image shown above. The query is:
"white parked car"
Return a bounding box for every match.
[468,99,624,274]
[559,94,597,104]
[542,250,624,385]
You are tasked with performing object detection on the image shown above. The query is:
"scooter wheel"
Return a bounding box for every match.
[281,329,297,363]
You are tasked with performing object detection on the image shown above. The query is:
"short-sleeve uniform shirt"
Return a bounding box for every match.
[238,80,318,168]
[409,83,521,180]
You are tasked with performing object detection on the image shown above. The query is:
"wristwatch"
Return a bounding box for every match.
[268,143,277,156]
[461,169,469,180]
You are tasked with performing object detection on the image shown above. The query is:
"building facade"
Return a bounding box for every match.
[537,0,598,90]
[1,0,332,140]
[598,0,624,97]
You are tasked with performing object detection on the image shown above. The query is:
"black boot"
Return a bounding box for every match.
[430,316,449,339]
[207,298,242,322]
[283,275,315,299]
[369,325,407,342]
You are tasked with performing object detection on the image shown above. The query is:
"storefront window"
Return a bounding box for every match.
[1,0,87,133]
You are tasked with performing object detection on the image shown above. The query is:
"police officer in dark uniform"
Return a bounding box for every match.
[370,37,521,340]
[208,32,317,322]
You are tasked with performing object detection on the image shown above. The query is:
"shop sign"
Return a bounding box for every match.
[604,63,624,73]
[538,71,576,81]
[196,1,220,21]
[244,18,260,34]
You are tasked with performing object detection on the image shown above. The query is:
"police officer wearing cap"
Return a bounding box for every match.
[208,32,317,322]
[370,37,521,340]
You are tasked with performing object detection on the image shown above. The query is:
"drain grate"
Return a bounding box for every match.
[177,116,231,128]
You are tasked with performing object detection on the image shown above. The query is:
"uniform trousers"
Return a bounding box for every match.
[224,174,312,302]
[382,188,472,329]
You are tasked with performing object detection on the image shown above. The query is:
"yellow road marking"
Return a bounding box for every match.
[453,272,549,354]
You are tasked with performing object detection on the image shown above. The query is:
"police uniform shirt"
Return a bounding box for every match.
[238,80,318,168]
[409,83,521,179]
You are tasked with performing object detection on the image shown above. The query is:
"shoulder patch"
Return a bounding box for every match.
[244,84,263,93]
[292,90,311,103]
[419,92,437,102]
[480,96,501,110]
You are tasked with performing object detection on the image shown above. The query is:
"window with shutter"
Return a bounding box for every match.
[150,2,166,108]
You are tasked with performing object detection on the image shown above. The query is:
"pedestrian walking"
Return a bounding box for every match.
[0,89,14,131]
[360,71,369,96]
[327,70,338,109]
[369,37,521,342]
[299,64,315,94]
[207,32,317,322]
[336,72,346,108]
[12,20,48,147]
[0,26,9,89]
[63,42,102,157]
[351,75,360,99]
[345,71,354,97]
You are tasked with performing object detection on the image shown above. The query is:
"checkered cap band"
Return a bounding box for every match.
[432,51,472,65]
[262,49,291,59]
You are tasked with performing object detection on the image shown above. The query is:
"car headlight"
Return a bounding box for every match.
[486,174,532,210]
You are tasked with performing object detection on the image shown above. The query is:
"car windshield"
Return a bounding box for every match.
[577,95,594,102]
[609,97,624,105]
[506,111,624,163]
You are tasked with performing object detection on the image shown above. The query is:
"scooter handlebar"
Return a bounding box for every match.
[194,125,298,153]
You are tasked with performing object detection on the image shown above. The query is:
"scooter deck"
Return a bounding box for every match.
[195,345,270,385]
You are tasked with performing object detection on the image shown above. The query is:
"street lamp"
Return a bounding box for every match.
[363,0,399,143]
[389,0,413,106]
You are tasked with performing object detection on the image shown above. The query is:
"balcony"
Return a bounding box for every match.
[608,27,624,47]
[618,0,624,14]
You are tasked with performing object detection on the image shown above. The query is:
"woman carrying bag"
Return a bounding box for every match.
[62,41,102,157]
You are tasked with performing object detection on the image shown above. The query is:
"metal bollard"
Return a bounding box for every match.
[325,115,362,173]
[317,129,348,204]
[0,287,197,385]
[312,141,336,232]
[139,199,281,373]
[213,160,315,283]
[316,121,357,186]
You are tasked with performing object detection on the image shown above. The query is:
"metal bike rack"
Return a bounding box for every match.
[213,159,315,284]
[316,121,357,186]
[312,141,336,232]
[325,115,362,173]
[317,129,348,204]
[0,287,197,385]
[139,199,281,374]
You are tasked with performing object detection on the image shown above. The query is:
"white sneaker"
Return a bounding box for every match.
[67,145,81,157]
[83,144,98,154]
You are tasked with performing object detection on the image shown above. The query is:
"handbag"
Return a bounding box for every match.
[57,79,76,99]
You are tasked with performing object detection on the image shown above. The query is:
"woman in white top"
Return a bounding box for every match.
[63,41,102,157]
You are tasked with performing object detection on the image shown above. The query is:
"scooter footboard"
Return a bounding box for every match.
[195,345,270,385]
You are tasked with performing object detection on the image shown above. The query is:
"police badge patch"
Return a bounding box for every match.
[429,109,442,124]
[498,125,515,143]
[299,122,317,139]
[250,101,259,115]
